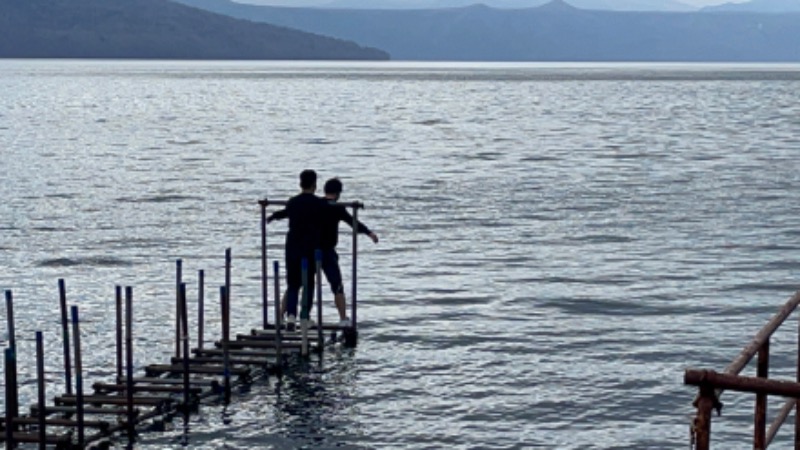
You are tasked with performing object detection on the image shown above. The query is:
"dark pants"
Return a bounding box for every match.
[285,253,316,319]
[321,249,345,295]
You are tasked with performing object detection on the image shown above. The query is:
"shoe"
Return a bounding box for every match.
[300,319,317,329]
[338,317,351,328]
[286,315,296,332]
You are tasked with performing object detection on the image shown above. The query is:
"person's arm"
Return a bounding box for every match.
[339,207,378,243]
[267,208,288,224]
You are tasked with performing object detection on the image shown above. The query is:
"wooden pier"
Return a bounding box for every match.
[0,198,364,449]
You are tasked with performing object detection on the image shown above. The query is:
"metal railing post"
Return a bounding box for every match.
[175,259,182,358]
[796,311,800,449]
[260,199,269,329]
[694,385,715,450]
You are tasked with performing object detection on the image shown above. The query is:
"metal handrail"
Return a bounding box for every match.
[685,290,800,449]
[258,196,363,341]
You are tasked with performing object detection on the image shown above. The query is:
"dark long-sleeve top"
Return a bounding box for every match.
[321,201,372,250]
[270,197,372,252]
[269,193,328,259]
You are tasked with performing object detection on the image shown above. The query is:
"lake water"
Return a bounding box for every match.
[2,60,800,449]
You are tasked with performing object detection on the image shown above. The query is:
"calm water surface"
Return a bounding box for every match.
[2,60,800,449]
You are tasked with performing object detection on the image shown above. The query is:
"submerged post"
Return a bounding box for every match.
[273,261,283,369]
[176,259,183,359]
[125,287,135,441]
[58,279,73,395]
[260,199,269,329]
[36,331,46,450]
[71,305,85,448]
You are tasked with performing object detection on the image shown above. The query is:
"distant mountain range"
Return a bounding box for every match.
[176,0,800,62]
[234,0,800,13]
[0,0,388,60]
[703,0,800,12]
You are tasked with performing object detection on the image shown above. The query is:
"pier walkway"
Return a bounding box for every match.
[0,198,363,449]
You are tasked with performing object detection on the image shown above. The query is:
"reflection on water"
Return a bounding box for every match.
[1,60,800,448]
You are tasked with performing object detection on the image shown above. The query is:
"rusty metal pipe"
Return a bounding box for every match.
[686,369,800,398]
[754,340,769,450]
[58,280,72,395]
[725,291,800,377]
[767,398,795,447]
[35,331,46,450]
[261,200,269,329]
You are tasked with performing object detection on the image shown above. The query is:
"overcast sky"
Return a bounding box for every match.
[234,0,745,7]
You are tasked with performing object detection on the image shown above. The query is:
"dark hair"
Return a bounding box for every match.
[299,169,317,189]
[324,178,343,195]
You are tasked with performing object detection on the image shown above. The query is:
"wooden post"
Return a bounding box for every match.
[176,259,182,359]
[755,340,769,449]
[116,285,123,384]
[273,261,282,369]
[198,270,205,350]
[125,287,135,441]
[316,249,323,351]
[70,305,85,448]
[221,286,231,404]
[58,279,73,395]
[261,199,269,329]
[36,331,46,450]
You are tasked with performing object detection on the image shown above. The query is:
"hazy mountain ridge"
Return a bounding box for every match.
[234,0,798,13]
[176,0,800,61]
[703,0,800,12]
[0,0,389,60]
